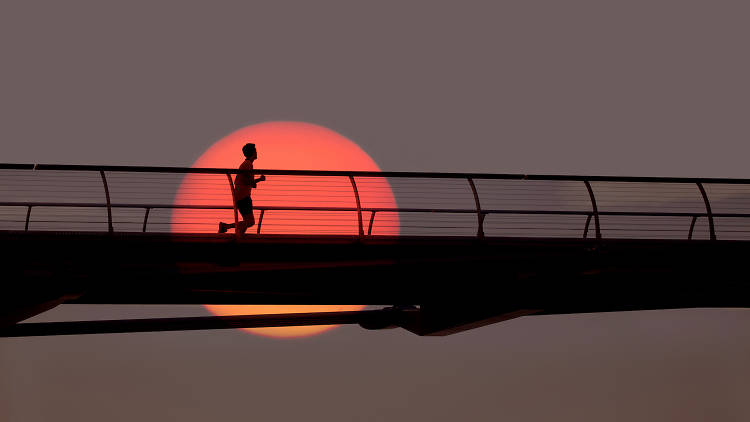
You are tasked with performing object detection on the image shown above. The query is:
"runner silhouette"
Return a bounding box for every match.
[219,143,265,234]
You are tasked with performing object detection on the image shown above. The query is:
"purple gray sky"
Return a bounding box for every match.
[2,1,750,421]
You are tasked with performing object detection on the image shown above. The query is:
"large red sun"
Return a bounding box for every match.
[171,121,399,338]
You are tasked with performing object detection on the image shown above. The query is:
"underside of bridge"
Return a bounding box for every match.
[2,230,750,336]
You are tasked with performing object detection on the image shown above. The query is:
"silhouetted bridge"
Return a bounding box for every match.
[2,163,750,337]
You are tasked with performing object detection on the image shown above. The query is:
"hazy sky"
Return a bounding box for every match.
[2,1,750,421]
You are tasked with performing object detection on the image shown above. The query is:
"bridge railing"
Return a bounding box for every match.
[1,163,750,240]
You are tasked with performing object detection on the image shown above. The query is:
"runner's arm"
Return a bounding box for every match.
[253,175,266,187]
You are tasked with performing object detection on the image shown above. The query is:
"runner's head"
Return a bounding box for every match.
[242,143,257,160]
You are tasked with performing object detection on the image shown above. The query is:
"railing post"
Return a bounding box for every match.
[583,180,601,240]
[688,215,698,240]
[696,182,716,240]
[349,176,364,238]
[142,207,151,232]
[583,214,592,239]
[467,177,484,239]
[99,171,113,233]
[257,209,265,234]
[367,211,377,236]
[25,206,32,231]
[226,173,239,238]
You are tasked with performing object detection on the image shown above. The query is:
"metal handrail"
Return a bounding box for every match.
[4,163,750,240]
[5,162,750,184]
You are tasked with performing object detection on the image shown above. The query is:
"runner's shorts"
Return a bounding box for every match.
[236,196,253,219]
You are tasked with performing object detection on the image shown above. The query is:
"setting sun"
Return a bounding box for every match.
[171,121,399,338]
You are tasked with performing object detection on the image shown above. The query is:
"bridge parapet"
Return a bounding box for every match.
[2,163,750,240]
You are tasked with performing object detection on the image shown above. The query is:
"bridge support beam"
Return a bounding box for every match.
[393,305,541,336]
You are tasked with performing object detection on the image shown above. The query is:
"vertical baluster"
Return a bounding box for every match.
[467,177,484,239]
[687,215,698,240]
[25,205,32,231]
[100,171,113,233]
[583,214,592,239]
[583,180,601,240]
[368,210,377,236]
[142,207,151,232]
[257,209,265,234]
[226,173,239,238]
[696,183,716,240]
[349,176,364,239]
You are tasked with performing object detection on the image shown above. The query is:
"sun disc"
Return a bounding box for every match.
[172,121,399,338]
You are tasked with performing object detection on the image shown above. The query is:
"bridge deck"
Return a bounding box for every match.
[3,164,750,335]
[4,229,750,308]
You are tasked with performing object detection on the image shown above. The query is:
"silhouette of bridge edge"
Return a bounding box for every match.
[3,163,750,337]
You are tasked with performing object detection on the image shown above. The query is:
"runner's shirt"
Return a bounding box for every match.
[234,159,254,199]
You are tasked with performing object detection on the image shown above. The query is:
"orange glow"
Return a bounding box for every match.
[203,305,363,338]
[171,121,399,338]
